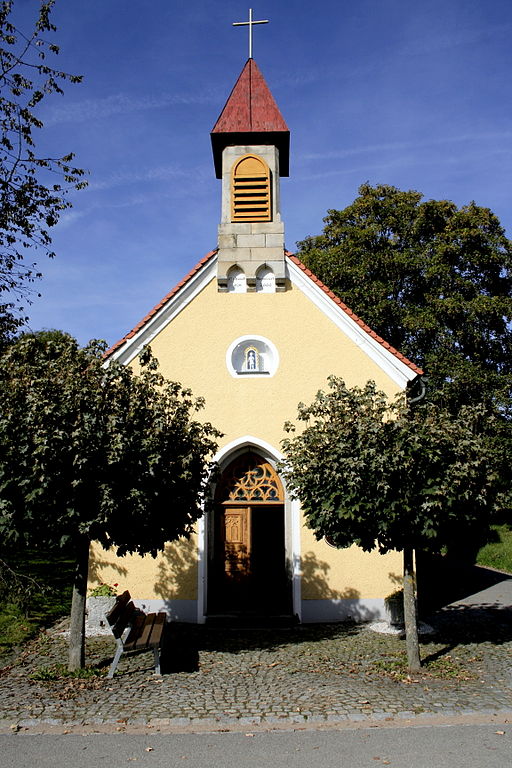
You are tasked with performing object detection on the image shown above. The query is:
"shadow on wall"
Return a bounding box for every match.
[153,538,197,606]
[87,549,128,586]
[388,571,402,587]
[301,550,381,622]
[301,551,345,599]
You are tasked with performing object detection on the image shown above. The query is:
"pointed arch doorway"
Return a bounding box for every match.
[207,452,292,618]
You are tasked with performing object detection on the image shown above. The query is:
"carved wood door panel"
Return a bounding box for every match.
[222,506,251,578]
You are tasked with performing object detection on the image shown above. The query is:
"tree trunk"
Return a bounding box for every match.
[68,536,90,671]
[403,546,421,672]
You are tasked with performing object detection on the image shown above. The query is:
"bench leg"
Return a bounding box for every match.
[107,642,124,678]
[153,647,161,675]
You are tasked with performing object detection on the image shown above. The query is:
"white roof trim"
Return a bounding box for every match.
[108,251,419,389]
[108,257,217,366]
[213,435,284,467]
[286,257,418,389]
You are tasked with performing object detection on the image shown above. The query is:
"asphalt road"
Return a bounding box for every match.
[2,722,511,768]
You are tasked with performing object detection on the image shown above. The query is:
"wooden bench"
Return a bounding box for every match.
[105,590,166,678]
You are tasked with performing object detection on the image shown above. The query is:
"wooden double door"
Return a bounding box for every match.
[208,454,291,617]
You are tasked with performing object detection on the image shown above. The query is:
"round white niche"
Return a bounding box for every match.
[226,335,279,378]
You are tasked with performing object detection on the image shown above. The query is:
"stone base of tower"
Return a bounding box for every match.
[217,221,286,291]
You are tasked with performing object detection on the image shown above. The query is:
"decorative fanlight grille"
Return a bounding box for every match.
[217,454,284,503]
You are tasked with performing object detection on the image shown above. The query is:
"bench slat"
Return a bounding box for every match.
[134,612,165,650]
[137,613,157,649]
[123,613,147,650]
[148,612,166,647]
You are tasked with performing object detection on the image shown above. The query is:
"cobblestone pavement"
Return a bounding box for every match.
[1,599,511,732]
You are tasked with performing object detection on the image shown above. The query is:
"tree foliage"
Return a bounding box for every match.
[282,378,500,554]
[0,1,86,341]
[297,184,512,416]
[0,332,221,553]
[0,332,221,667]
[281,377,502,669]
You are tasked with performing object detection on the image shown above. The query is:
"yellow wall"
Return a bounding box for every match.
[89,536,198,601]
[90,276,403,603]
[300,528,401,601]
[146,278,400,446]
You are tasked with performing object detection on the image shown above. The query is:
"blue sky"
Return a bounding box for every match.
[13,0,512,347]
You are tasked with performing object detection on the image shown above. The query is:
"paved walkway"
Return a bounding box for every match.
[1,571,511,733]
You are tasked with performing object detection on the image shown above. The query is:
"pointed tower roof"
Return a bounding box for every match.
[211,59,290,178]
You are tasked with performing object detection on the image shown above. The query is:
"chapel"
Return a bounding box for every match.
[92,39,422,625]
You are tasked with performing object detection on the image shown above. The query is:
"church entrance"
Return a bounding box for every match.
[207,453,292,618]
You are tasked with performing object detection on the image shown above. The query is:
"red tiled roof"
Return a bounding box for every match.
[212,59,288,135]
[105,249,423,377]
[210,58,290,178]
[287,253,423,376]
[104,250,217,359]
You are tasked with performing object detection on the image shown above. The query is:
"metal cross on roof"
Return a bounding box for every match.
[233,8,269,59]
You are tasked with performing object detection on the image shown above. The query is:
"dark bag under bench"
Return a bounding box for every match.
[105,590,166,678]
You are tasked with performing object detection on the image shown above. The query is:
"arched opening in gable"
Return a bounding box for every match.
[226,265,247,293]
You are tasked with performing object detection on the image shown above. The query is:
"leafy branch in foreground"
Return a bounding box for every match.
[0,1,86,337]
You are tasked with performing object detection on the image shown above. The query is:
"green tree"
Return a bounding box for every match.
[281,377,500,671]
[0,1,86,343]
[297,183,512,416]
[0,333,220,670]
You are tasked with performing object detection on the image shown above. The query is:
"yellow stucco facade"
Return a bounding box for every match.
[89,268,408,624]
[148,280,399,440]
[86,56,422,626]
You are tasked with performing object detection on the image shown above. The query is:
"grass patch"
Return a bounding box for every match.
[476,524,512,573]
[30,662,105,681]
[0,548,74,660]
[0,602,35,650]
[367,651,478,682]
[28,658,107,699]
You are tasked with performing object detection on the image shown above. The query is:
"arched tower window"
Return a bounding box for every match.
[231,154,271,222]
[227,265,247,293]
[256,265,276,293]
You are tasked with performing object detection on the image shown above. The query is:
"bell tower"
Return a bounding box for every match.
[211,57,290,292]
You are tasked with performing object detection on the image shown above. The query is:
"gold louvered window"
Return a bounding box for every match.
[231,154,271,222]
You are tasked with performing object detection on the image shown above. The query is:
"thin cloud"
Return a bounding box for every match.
[56,209,88,229]
[87,164,198,192]
[299,142,512,182]
[273,69,323,89]
[55,200,140,230]
[43,91,218,127]
[57,165,213,227]
[302,132,512,162]
[299,161,405,181]
[400,24,511,56]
